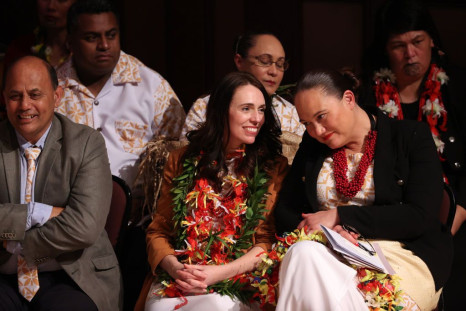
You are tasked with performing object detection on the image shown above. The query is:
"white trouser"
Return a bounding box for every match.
[276,240,367,311]
[145,292,260,311]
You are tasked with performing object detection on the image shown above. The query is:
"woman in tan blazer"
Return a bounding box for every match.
[135,72,288,311]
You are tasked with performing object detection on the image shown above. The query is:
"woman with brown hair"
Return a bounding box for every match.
[135,71,288,311]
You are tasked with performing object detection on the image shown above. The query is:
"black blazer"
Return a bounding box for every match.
[274,110,453,290]
[360,64,466,208]
[441,65,466,207]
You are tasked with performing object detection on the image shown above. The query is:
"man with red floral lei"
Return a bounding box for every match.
[361,1,466,308]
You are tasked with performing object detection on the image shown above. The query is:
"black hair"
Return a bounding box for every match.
[296,69,360,101]
[2,56,58,91]
[363,0,443,74]
[185,71,282,189]
[377,0,441,50]
[233,30,278,57]
[67,0,119,34]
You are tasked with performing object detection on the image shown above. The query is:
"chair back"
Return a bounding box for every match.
[136,137,188,218]
[105,175,132,249]
[439,183,456,229]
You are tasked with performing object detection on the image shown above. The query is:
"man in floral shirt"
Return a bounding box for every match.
[56,0,185,186]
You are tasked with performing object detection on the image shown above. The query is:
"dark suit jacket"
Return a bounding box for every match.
[274,109,453,290]
[0,113,122,311]
[440,65,466,207]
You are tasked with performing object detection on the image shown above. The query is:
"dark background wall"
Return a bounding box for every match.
[1,0,466,110]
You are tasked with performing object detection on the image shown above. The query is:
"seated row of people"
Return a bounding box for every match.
[4,0,186,188]
[1,0,465,310]
[3,0,305,182]
[0,54,455,311]
[135,67,451,311]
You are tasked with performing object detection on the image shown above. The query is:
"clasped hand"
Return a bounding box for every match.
[174,264,225,294]
[298,209,359,245]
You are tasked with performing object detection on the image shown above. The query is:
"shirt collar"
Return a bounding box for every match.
[58,50,142,89]
[272,94,284,108]
[111,51,142,84]
[15,123,52,156]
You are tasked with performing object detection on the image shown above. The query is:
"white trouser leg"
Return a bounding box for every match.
[145,292,260,311]
[276,240,367,311]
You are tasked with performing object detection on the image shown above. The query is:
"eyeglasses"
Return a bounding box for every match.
[247,54,290,71]
[342,224,376,256]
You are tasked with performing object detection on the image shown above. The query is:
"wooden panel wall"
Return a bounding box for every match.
[2,0,465,110]
[118,0,466,110]
[301,1,364,71]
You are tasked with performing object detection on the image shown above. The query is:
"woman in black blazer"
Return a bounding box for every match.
[274,70,452,311]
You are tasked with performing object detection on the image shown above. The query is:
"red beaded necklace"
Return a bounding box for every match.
[332,128,377,198]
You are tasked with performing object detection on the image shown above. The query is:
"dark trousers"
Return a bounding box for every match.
[0,270,97,311]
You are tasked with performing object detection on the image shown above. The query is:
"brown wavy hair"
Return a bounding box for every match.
[185,71,282,189]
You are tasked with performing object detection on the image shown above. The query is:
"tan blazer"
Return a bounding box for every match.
[0,113,123,311]
[134,147,288,311]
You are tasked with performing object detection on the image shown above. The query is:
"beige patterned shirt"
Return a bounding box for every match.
[180,94,305,140]
[317,154,375,210]
[56,51,185,185]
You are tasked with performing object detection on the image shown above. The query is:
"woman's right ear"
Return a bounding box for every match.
[234,54,243,71]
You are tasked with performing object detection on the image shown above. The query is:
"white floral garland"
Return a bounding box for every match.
[374,66,449,153]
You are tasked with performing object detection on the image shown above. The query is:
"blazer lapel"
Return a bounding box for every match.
[35,116,62,202]
[0,124,21,203]
[373,111,395,204]
[305,142,331,211]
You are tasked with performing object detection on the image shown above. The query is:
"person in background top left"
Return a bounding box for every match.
[3,0,76,70]
[55,0,186,187]
[0,55,122,311]
[1,0,77,121]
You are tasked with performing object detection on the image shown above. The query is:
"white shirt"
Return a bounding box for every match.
[56,51,186,185]
[180,94,305,140]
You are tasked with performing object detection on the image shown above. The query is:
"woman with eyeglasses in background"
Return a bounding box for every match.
[273,69,452,311]
[180,31,305,143]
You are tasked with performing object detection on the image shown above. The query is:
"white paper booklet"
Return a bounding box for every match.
[320,225,395,274]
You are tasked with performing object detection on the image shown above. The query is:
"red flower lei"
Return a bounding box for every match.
[374,64,449,154]
[251,228,405,310]
[178,173,248,265]
[152,151,272,307]
[332,130,377,198]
